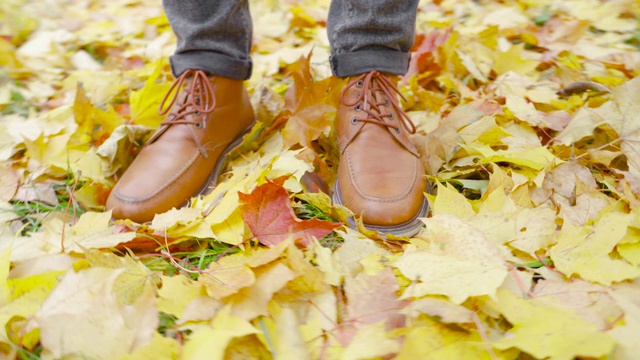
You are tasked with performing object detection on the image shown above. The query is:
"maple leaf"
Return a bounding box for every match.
[395,215,508,304]
[550,211,639,285]
[4,0,640,358]
[488,289,615,360]
[34,265,158,359]
[338,267,407,345]
[281,51,344,148]
[238,177,340,247]
[405,28,452,81]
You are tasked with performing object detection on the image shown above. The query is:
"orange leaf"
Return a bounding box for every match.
[405,28,451,81]
[282,52,345,147]
[238,177,341,247]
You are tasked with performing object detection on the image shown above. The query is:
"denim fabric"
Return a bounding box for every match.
[327,0,419,77]
[163,0,418,79]
[163,0,253,79]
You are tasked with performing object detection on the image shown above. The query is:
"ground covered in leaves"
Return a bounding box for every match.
[1,0,640,359]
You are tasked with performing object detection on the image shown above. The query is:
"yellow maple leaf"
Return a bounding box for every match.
[396,317,492,359]
[395,215,508,304]
[493,43,539,77]
[226,262,296,320]
[117,332,180,360]
[62,211,136,252]
[182,306,259,360]
[0,268,63,345]
[211,209,246,246]
[198,242,289,299]
[34,266,157,359]
[430,182,475,220]
[550,211,639,285]
[342,321,400,360]
[489,289,615,360]
[156,275,204,318]
[71,83,123,147]
[129,59,172,128]
[465,142,560,171]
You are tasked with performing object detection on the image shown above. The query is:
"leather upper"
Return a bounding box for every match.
[106,70,254,223]
[336,71,427,226]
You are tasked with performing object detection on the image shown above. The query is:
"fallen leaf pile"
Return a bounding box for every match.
[1,0,640,358]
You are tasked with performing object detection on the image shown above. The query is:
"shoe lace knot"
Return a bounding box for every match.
[340,70,416,134]
[158,69,217,128]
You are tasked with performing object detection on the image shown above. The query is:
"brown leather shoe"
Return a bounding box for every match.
[106,69,254,223]
[332,71,428,236]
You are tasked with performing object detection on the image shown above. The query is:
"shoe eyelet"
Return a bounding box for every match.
[354,104,362,112]
[384,98,390,107]
[356,80,364,87]
[388,113,394,120]
[351,116,358,125]
[356,91,362,99]
[395,127,401,134]
[194,96,201,105]
[194,122,203,129]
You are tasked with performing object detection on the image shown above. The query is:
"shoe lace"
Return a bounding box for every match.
[340,70,416,134]
[158,69,217,128]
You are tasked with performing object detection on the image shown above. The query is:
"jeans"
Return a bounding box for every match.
[163,0,419,79]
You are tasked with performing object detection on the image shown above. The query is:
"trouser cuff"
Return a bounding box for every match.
[170,50,252,80]
[330,49,411,78]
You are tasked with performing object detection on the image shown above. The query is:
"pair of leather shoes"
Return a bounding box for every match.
[106,70,428,236]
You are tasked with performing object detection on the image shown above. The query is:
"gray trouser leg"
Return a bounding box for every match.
[162,0,253,80]
[327,0,419,77]
[163,0,417,80]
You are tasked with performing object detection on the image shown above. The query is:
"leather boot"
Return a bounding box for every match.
[332,70,428,236]
[106,69,254,223]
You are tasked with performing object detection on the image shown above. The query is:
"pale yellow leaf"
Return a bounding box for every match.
[342,321,400,360]
[34,267,157,359]
[431,182,475,220]
[493,43,539,76]
[615,76,640,177]
[228,262,295,320]
[532,279,621,330]
[489,289,615,360]
[617,241,640,266]
[0,163,18,202]
[457,116,510,146]
[0,270,61,343]
[273,307,310,360]
[550,211,639,285]
[608,284,640,360]
[395,215,508,304]
[157,275,204,318]
[117,332,180,360]
[332,230,391,278]
[182,307,259,360]
[465,142,559,171]
[129,59,172,128]
[211,209,246,246]
[198,254,255,300]
[71,211,111,236]
[151,207,202,231]
[397,318,492,360]
[96,124,155,176]
[506,95,545,127]
[402,297,474,323]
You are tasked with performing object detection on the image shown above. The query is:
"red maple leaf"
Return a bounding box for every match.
[405,28,452,81]
[238,177,341,247]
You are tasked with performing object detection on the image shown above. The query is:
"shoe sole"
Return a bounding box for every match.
[332,179,429,237]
